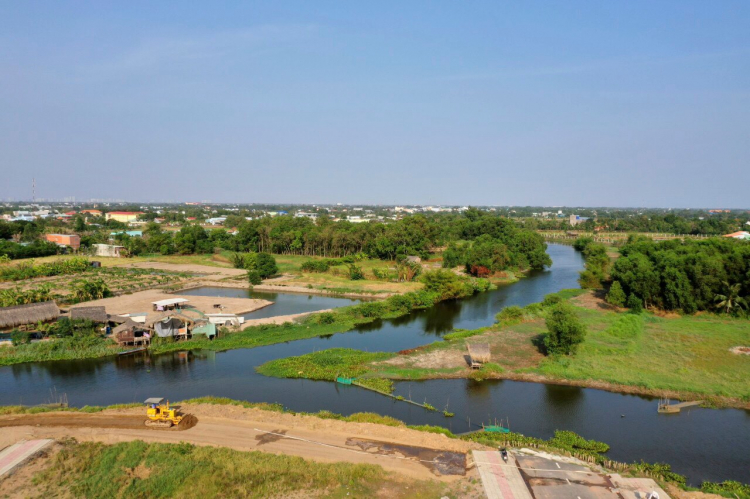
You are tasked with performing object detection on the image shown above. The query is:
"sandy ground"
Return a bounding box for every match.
[116,261,247,280]
[0,404,486,483]
[69,288,271,316]
[252,283,391,300]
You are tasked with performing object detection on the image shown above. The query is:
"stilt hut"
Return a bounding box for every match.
[467,342,490,369]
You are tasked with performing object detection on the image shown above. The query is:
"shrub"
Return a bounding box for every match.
[626,293,643,313]
[372,268,391,281]
[542,293,563,307]
[247,270,262,285]
[544,302,587,355]
[496,306,524,324]
[10,329,30,346]
[573,236,594,252]
[254,253,278,278]
[606,281,626,307]
[300,260,331,273]
[313,312,336,325]
[347,264,365,281]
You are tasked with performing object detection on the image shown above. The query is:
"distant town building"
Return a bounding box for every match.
[81,210,102,216]
[295,212,318,220]
[569,214,590,226]
[45,233,81,250]
[723,231,750,240]
[92,244,126,257]
[105,211,144,223]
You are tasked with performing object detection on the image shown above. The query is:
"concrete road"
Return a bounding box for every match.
[515,454,621,499]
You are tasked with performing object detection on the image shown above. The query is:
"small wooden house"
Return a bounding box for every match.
[467,342,490,369]
[0,301,59,332]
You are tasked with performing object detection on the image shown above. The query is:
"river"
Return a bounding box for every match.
[1,244,747,485]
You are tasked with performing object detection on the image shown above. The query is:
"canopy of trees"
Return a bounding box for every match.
[610,236,750,314]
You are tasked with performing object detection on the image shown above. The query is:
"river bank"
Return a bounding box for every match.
[258,290,750,410]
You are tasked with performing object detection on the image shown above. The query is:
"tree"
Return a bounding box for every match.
[714,281,747,314]
[247,270,262,285]
[69,278,111,303]
[626,293,643,313]
[73,216,86,232]
[544,303,587,355]
[253,253,278,278]
[606,281,626,307]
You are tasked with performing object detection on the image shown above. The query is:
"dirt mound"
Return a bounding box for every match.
[729,346,750,356]
[177,414,198,430]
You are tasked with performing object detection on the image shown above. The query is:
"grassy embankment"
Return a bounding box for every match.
[258,289,750,407]
[25,440,446,498]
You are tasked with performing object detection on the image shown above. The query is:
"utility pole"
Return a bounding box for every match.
[32,176,36,203]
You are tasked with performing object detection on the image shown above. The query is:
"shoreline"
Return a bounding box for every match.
[379,370,750,411]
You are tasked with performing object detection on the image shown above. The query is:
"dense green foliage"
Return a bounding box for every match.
[441,230,550,276]
[573,237,610,289]
[0,256,90,282]
[611,236,750,314]
[0,318,116,366]
[0,239,60,260]
[0,284,53,307]
[605,281,626,307]
[544,302,587,355]
[232,251,278,278]
[257,348,394,381]
[68,278,111,302]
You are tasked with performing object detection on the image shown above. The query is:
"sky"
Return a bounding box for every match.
[1,2,748,208]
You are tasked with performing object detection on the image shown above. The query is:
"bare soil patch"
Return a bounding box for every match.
[0,413,197,431]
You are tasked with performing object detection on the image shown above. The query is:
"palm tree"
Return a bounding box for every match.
[714,281,748,314]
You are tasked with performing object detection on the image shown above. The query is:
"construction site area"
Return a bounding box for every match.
[0,402,673,499]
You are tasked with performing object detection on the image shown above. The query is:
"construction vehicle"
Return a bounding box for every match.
[144,397,183,428]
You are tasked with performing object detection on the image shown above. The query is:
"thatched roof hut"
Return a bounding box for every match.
[70,306,108,323]
[0,301,60,330]
[467,342,490,368]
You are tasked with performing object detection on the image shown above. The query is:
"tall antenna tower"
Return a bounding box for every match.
[32,177,36,203]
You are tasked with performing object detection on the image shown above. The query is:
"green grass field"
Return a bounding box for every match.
[532,306,750,401]
[30,440,445,498]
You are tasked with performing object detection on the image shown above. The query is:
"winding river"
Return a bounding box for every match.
[1,245,748,486]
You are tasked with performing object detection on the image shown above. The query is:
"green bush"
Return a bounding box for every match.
[372,268,391,281]
[247,270,262,285]
[626,293,643,313]
[300,260,331,273]
[496,306,524,324]
[313,312,336,325]
[10,329,31,346]
[542,293,563,307]
[347,264,365,280]
[606,281,626,307]
[544,302,587,355]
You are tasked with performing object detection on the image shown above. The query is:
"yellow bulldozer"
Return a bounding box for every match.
[144,397,183,428]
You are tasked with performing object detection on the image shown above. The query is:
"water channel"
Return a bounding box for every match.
[1,244,747,485]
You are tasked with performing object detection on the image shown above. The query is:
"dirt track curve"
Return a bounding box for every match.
[0,404,482,482]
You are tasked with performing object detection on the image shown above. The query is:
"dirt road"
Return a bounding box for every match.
[0,404,483,482]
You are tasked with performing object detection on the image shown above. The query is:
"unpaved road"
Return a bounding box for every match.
[0,405,481,482]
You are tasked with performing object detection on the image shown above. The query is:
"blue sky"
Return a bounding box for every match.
[1,2,748,207]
